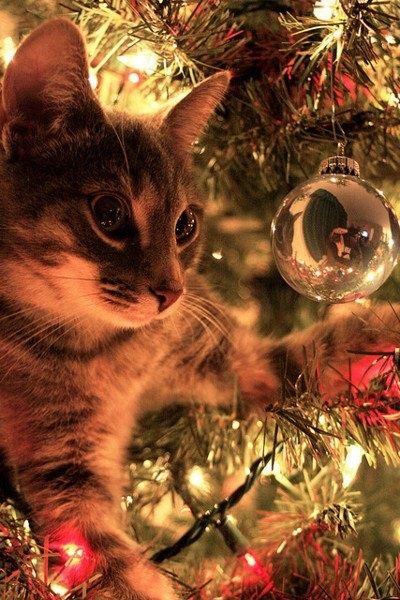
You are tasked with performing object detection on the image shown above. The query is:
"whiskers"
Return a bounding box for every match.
[0,311,82,383]
[179,292,230,345]
[0,292,103,381]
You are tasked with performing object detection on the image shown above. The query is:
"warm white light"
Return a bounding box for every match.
[385,34,396,44]
[392,518,400,543]
[117,48,158,74]
[365,270,377,282]
[243,552,257,567]
[387,90,400,107]
[376,264,385,275]
[232,419,240,430]
[50,582,69,597]
[187,465,205,489]
[128,72,141,84]
[2,36,15,66]
[313,0,337,20]
[212,250,223,260]
[355,297,370,305]
[261,460,281,477]
[88,68,98,90]
[63,543,84,566]
[342,444,364,488]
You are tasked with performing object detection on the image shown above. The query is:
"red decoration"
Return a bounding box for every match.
[241,550,274,591]
[49,527,96,589]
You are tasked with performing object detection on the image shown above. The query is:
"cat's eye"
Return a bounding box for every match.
[175,208,197,245]
[90,195,129,236]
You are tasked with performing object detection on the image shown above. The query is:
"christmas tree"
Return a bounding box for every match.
[1,0,400,598]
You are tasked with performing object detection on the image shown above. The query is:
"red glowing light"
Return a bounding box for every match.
[240,550,274,591]
[49,527,96,589]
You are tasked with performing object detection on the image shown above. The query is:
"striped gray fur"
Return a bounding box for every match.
[0,18,399,600]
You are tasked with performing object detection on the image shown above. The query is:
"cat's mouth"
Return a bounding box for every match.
[99,277,182,326]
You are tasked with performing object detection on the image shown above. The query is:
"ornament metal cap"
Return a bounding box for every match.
[319,155,360,177]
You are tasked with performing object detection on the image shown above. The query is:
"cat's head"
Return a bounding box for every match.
[0,18,229,333]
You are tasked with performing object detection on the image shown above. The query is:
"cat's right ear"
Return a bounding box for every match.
[162,71,231,154]
[0,18,100,159]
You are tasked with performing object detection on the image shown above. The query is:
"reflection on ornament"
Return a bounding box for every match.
[313,0,337,20]
[2,36,15,65]
[271,155,400,303]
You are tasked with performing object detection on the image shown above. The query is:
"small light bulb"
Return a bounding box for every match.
[187,465,205,489]
[128,72,141,84]
[313,0,337,20]
[212,250,223,260]
[261,461,281,477]
[63,543,84,566]
[117,48,158,74]
[342,444,364,488]
[243,551,257,568]
[88,68,98,90]
[392,517,400,543]
[385,34,396,44]
[50,582,69,596]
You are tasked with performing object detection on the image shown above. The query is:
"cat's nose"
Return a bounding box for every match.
[150,286,183,312]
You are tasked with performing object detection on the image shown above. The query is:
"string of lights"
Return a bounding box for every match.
[151,449,277,564]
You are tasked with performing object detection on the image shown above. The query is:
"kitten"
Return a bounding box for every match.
[0,18,399,600]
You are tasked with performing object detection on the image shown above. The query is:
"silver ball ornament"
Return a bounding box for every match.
[271,156,400,303]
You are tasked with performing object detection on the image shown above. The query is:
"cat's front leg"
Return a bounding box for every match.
[46,523,176,600]
[155,296,400,414]
[2,395,177,600]
[228,303,400,409]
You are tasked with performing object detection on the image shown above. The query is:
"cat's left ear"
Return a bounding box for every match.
[163,71,231,152]
[0,18,100,158]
